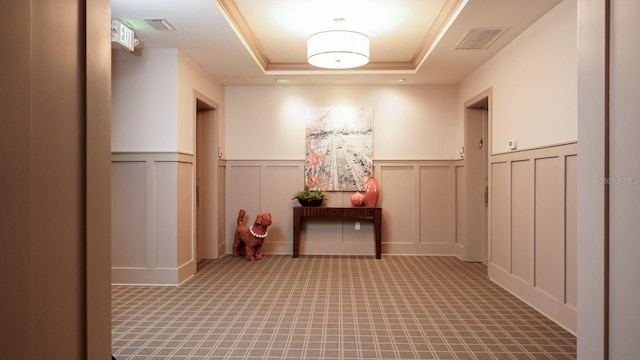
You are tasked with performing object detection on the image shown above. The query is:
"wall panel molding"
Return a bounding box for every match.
[226,160,303,256]
[488,142,577,333]
[114,149,577,332]
[112,152,195,285]
[455,164,466,258]
[226,160,461,257]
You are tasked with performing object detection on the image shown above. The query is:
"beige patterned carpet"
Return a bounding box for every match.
[112,255,576,359]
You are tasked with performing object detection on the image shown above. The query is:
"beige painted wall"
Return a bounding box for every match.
[459,0,577,153]
[177,51,226,154]
[225,85,459,160]
[112,48,225,285]
[576,0,607,342]
[112,48,178,152]
[112,48,226,154]
[454,0,578,334]
[223,84,463,258]
[607,1,640,357]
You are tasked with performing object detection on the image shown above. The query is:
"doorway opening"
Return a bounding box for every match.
[194,92,223,265]
[463,89,491,264]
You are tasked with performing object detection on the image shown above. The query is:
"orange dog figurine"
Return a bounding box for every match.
[233,209,272,261]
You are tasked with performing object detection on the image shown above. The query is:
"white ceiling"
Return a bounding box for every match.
[111,0,563,86]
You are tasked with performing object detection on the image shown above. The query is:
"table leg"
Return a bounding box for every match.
[293,211,301,258]
[374,209,382,259]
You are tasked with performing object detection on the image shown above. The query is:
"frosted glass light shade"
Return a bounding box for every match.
[307,30,370,69]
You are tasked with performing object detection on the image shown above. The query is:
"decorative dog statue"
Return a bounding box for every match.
[233,209,272,261]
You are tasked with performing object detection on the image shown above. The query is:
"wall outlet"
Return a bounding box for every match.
[218,147,223,158]
[355,222,360,230]
[508,139,517,150]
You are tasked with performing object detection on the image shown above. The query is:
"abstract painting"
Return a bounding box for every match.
[304,106,373,191]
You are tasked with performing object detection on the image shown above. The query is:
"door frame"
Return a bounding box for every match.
[462,88,492,263]
[194,91,222,261]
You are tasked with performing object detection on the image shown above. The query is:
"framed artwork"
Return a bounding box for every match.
[304,106,373,191]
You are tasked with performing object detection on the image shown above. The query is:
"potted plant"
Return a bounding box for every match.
[292,185,325,207]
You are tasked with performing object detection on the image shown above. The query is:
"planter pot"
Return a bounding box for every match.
[298,198,324,207]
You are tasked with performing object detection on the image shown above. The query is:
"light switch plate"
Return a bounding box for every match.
[508,139,517,150]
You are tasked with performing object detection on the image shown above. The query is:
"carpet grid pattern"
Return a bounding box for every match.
[112,255,576,359]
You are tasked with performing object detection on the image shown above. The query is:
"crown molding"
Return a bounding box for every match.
[216,0,467,75]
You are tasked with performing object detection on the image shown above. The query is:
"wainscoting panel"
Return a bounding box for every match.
[490,161,511,272]
[419,166,453,246]
[226,161,302,256]
[534,157,565,301]
[510,160,532,283]
[177,161,194,270]
[487,142,577,333]
[228,165,263,215]
[227,160,460,257]
[111,161,148,268]
[155,162,179,269]
[217,162,227,257]
[264,165,301,254]
[111,152,196,285]
[565,155,578,308]
[378,166,415,247]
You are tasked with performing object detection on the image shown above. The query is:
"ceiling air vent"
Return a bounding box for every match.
[454,28,507,50]
[143,18,176,31]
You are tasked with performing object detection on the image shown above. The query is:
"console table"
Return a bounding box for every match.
[292,206,382,259]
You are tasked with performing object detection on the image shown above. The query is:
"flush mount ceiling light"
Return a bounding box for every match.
[307,30,370,69]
